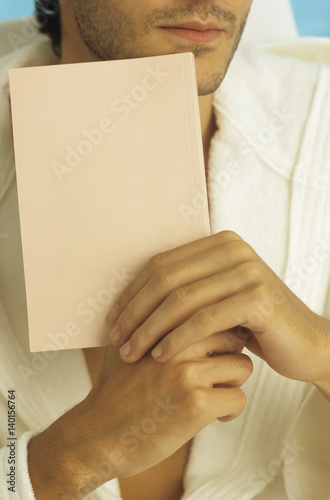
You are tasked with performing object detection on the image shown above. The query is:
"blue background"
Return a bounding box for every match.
[0,0,329,37]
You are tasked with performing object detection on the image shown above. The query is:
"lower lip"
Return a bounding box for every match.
[160,27,222,44]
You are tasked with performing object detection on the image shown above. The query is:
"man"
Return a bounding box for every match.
[0,1,329,499]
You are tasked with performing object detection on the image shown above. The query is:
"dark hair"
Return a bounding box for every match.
[35,0,61,56]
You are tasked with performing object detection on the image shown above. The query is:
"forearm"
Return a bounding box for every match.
[28,400,115,499]
[312,315,330,402]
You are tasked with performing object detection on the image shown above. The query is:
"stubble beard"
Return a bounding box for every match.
[73,1,250,96]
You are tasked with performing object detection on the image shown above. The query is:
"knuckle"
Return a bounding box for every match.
[120,302,137,327]
[149,251,168,272]
[175,361,196,389]
[238,354,254,378]
[225,354,253,385]
[223,239,254,263]
[250,282,271,304]
[238,259,265,283]
[215,230,241,243]
[151,266,175,291]
[153,266,172,289]
[185,388,208,415]
[217,388,247,423]
[233,352,251,368]
[168,286,189,309]
[193,307,214,329]
[234,387,247,410]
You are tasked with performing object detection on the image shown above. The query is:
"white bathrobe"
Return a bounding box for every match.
[0,37,329,500]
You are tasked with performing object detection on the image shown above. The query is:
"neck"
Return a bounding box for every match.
[198,94,216,170]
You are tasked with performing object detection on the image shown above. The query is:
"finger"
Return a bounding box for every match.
[175,354,252,423]
[108,230,242,323]
[111,253,230,347]
[150,289,256,362]
[194,353,253,388]
[203,328,252,356]
[201,386,248,423]
[215,387,248,422]
[114,261,256,361]
[174,329,251,362]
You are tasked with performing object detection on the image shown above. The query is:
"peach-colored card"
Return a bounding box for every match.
[9,52,210,352]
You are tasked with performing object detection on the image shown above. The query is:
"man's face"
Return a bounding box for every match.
[72,0,252,95]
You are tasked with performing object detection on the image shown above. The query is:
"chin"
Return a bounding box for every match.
[196,71,225,96]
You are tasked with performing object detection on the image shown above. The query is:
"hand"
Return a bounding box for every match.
[108,231,330,386]
[28,335,252,499]
[87,333,252,475]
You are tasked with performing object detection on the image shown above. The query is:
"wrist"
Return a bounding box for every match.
[28,400,116,499]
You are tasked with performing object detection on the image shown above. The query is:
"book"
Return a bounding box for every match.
[9,52,210,352]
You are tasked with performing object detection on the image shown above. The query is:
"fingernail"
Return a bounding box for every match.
[120,341,132,359]
[108,304,121,324]
[109,324,122,345]
[152,344,163,360]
